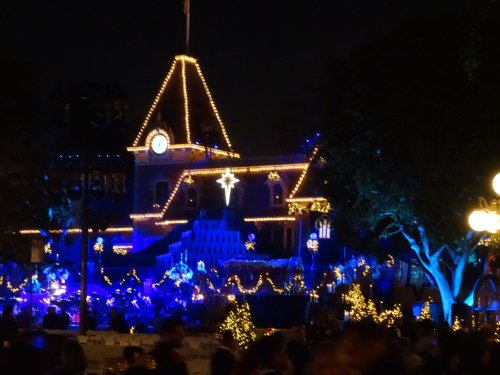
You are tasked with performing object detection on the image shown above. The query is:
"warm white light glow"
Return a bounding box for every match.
[492,173,500,195]
[19,227,133,234]
[469,210,488,231]
[155,219,189,226]
[286,197,327,203]
[217,168,239,206]
[244,217,296,222]
[468,210,499,232]
[130,213,163,220]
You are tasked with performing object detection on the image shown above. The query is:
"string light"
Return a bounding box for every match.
[244,241,255,251]
[417,298,433,321]
[93,242,103,254]
[310,201,331,213]
[112,245,132,255]
[288,202,309,215]
[219,301,256,350]
[386,255,395,268]
[184,174,194,184]
[44,242,52,254]
[194,58,233,150]
[452,316,464,331]
[244,217,295,222]
[181,59,191,143]
[289,146,319,198]
[132,59,177,146]
[267,171,281,182]
[20,227,133,234]
[155,219,189,226]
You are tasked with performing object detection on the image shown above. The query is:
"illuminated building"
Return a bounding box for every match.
[127,54,331,271]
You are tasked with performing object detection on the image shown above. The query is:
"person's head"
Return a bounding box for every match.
[219,330,237,350]
[60,339,87,372]
[123,346,145,364]
[256,332,289,371]
[291,323,307,342]
[418,318,435,339]
[311,319,388,375]
[47,306,56,315]
[2,305,14,318]
[158,317,185,348]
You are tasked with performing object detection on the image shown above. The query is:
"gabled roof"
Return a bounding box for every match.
[130,55,234,152]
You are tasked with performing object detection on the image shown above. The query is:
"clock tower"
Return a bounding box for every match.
[127,55,239,251]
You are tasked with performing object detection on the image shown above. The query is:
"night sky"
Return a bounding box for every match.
[2,0,458,154]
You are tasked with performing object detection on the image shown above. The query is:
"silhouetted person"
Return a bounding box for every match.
[122,346,152,375]
[254,332,291,374]
[150,317,188,375]
[286,324,310,375]
[86,307,97,331]
[50,339,87,375]
[0,305,19,346]
[211,330,237,375]
[58,307,71,330]
[108,307,129,333]
[43,307,61,330]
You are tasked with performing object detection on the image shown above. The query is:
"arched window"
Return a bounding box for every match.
[272,184,283,205]
[187,188,198,208]
[154,181,169,206]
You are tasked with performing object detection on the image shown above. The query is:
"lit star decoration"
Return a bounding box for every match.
[217,168,239,206]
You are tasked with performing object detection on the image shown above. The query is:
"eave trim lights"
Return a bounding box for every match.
[217,168,239,206]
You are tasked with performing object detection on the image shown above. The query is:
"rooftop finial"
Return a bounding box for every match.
[184,0,190,54]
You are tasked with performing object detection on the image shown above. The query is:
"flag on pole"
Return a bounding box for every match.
[184,0,190,15]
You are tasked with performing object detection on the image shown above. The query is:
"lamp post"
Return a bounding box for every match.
[468,172,500,233]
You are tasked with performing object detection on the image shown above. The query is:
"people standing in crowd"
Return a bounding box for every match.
[108,307,129,333]
[210,330,238,375]
[249,332,291,375]
[50,339,87,375]
[150,316,188,375]
[58,307,71,330]
[0,305,19,346]
[43,306,61,330]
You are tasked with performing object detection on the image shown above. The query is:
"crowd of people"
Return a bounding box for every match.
[2,302,500,375]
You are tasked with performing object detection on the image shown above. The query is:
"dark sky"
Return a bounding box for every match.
[2,0,458,154]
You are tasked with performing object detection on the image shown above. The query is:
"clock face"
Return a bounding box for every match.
[151,134,168,154]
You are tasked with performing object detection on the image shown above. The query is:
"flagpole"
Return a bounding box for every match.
[185,0,190,54]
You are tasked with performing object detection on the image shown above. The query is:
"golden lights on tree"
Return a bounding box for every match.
[495,321,500,343]
[345,283,377,321]
[417,298,433,321]
[345,283,402,326]
[219,301,256,350]
[452,316,464,332]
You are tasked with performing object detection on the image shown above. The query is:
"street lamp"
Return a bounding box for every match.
[468,172,500,233]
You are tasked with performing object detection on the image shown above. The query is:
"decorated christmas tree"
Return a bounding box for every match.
[417,298,433,321]
[220,301,256,350]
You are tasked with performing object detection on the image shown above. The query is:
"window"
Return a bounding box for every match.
[154,181,169,205]
[272,184,283,205]
[187,188,198,208]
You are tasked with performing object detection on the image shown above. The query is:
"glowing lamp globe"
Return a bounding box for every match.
[468,210,489,232]
[485,211,500,233]
[493,173,500,195]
